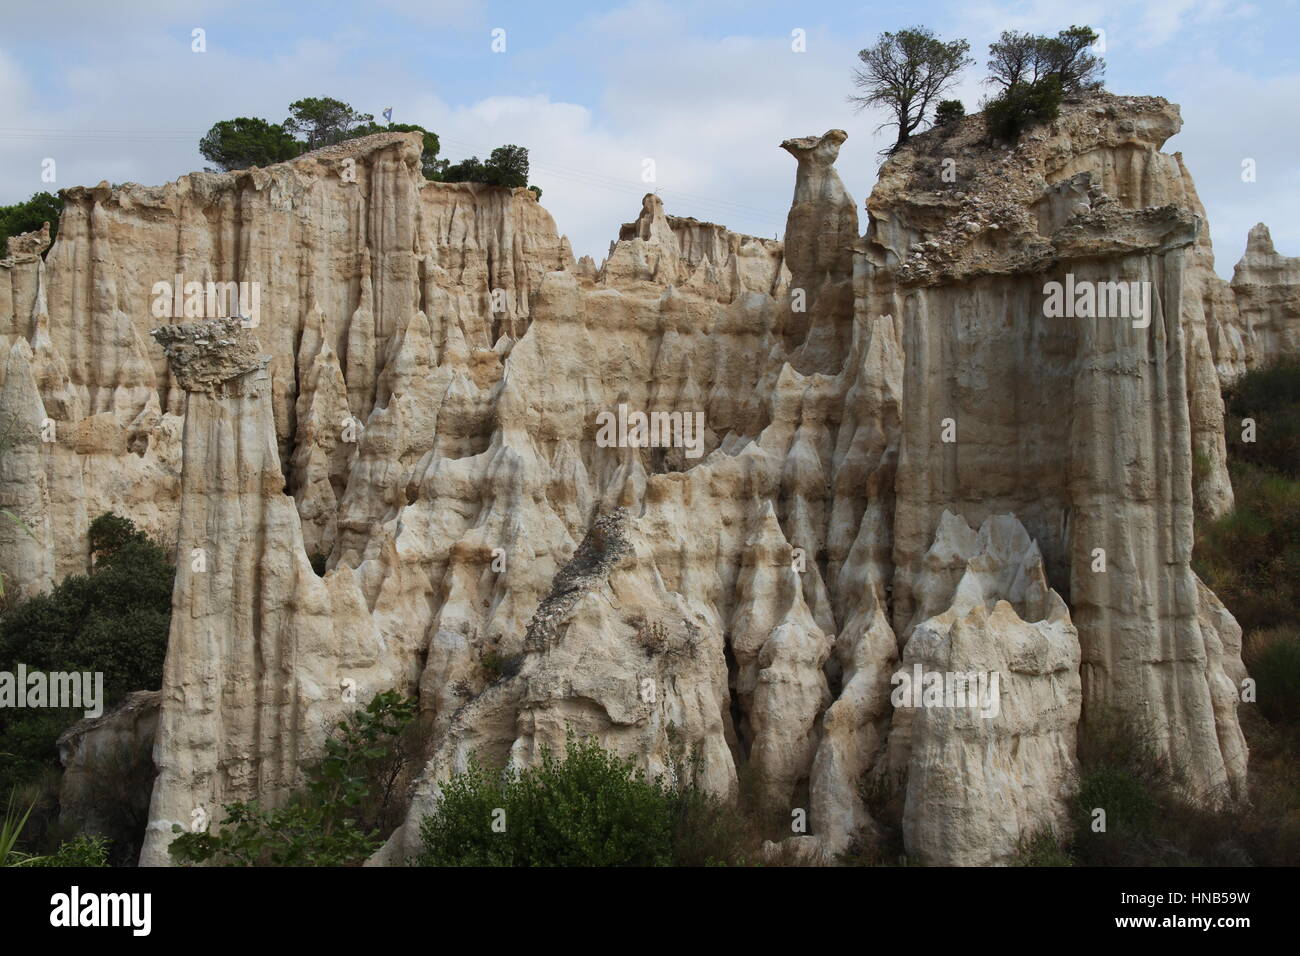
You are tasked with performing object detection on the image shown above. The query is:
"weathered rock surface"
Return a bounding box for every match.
[0,94,1288,865]
[57,690,161,860]
[891,512,1080,866]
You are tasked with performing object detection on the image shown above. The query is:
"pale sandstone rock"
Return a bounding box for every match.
[0,96,1285,865]
[892,512,1081,866]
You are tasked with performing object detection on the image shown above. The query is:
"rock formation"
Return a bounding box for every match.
[57,690,161,859]
[891,512,1080,865]
[0,91,1291,865]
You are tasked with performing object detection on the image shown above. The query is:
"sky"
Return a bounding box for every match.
[1,0,1297,275]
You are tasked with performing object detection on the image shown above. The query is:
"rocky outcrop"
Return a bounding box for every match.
[874,94,1249,805]
[138,318,407,866]
[57,690,161,861]
[891,513,1080,866]
[1229,223,1300,367]
[0,93,1289,865]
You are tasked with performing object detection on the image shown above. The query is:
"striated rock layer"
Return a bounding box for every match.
[0,93,1290,865]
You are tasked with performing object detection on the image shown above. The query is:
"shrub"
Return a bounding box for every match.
[1245,626,1300,725]
[0,513,173,795]
[984,75,1063,142]
[0,192,62,257]
[418,732,744,866]
[29,834,111,867]
[933,99,965,127]
[198,117,303,172]
[1195,462,1300,634]
[1223,359,1300,480]
[986,26,1103,95]
[1011,829,1073,866]
[168,690,417,866]
[444,145,532,190]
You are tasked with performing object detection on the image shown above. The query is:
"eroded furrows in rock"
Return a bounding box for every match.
[0,92,1290,864]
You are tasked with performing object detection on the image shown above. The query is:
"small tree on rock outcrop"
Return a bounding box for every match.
[981,26,1103,143]
[199,117,303,171]
[849,27,973,153]
[986,26,1104,95]
[283,96,375,150]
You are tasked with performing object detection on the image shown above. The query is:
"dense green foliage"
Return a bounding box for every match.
[283,96,375,150]
[168,691,416,866]
[418,733,744,866]
[980,26,1101,143]
[1,792,108,867]
[1197,465,1300,633]
[1223,359,1300,480]
[197,97,535,190]
[0,192,62,258]
[1196,361,1300,634]
[28,834,111,867]
[0,513,173,793]
[985,26,1103,94]
[443,144,535,191]
[198,117,303,171]
[983,75,1064,142]
[933,99,965,127]
[1246,626,1300,725]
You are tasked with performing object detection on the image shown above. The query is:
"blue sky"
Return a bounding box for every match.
[2,0,1297,273]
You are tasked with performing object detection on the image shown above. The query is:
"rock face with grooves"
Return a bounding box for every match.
[0,96,1290,865]
[892,512,1081,866]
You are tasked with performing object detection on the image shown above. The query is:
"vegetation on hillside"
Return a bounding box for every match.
[168,691,417,866]
[418,732,752,866]
[0,192,62,258]
[0,512,173,861]
[198,95,541,194]
[849,24,1106,150]
[849,27,972,153]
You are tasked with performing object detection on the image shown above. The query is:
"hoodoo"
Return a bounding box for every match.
[1,91,1291,865]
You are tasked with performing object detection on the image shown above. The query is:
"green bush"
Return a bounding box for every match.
[933,99,965,127]
[1011,829,1073,866]
[0,192,62,257]
[1224,359,1300,480]
[29,834,111,867]
[198,117,303,172]
[984,75,1063,142]
[418,732,743,866]
[1195,462,1300,634]
[1245,626,1300,725]
[0,513,173,794]
[168,690,416,866]
[444,145,532,190]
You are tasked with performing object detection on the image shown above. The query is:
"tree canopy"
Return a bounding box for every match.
[850,27,973,152]
[196,98,528,188]
[199,117,303,171]
[986,26,1104,94]
[443,144,534,191]
[283,96,375,150]
[0,192,63,257]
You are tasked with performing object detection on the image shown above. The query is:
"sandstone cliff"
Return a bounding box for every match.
[1,93,1290,865]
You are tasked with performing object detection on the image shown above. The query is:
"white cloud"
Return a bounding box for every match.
[0,0,1293,278]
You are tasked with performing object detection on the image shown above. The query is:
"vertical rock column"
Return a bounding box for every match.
[779,130,858,372]
[140,318,393,865]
